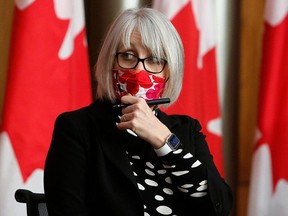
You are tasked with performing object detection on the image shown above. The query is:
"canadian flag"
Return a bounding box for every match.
[152,0,224,176]
[0,0,92,215]
[247,0,288,215]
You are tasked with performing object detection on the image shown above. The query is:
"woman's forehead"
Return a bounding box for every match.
[119,31,146,49]
[119,29,165,58]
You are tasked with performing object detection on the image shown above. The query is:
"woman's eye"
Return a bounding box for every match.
[147,57,161,65]
[123,53,134,59]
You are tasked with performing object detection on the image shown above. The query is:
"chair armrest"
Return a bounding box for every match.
[15,189,46,203]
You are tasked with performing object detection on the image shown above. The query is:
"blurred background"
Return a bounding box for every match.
[1,0,286,216]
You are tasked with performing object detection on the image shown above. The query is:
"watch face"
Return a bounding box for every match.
[170,135,179,147]
[168,134,180,149]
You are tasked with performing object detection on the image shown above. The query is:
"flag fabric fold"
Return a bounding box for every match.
[152,0,224,176]
[0,1,92,215]
[248,0,288,215]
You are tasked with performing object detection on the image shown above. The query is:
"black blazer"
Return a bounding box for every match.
[44,100,233,216]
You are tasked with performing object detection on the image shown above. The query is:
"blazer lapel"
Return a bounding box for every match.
[89,101,139,189]
[103,130,139,187]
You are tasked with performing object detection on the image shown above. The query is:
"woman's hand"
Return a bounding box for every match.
[117,94,171,149]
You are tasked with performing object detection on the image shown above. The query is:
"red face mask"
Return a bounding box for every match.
[112,69,166,100]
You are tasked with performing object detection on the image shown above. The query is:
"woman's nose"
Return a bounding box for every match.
[134,60,145,71]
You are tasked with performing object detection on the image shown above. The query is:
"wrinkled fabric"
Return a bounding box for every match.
[112,69,165,100]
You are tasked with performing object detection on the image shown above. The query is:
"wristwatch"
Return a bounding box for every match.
[166,133,181,151]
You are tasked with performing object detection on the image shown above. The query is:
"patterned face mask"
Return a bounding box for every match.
[112,69,166,100]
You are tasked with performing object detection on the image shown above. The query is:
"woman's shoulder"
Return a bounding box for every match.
[56,103,92,119]
[57,99,112,118]
[56,101,112,122]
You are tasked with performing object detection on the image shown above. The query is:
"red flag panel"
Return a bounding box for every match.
[255,14,288,190]
[248,5,288,216]
[1,1,92,182]
[154,1,224,176]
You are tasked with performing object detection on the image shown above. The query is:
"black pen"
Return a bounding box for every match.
[113,98,170,108]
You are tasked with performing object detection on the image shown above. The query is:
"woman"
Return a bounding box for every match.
[44,7,233,216]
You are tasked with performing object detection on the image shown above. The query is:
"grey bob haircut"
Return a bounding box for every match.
[94,7,184,107]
